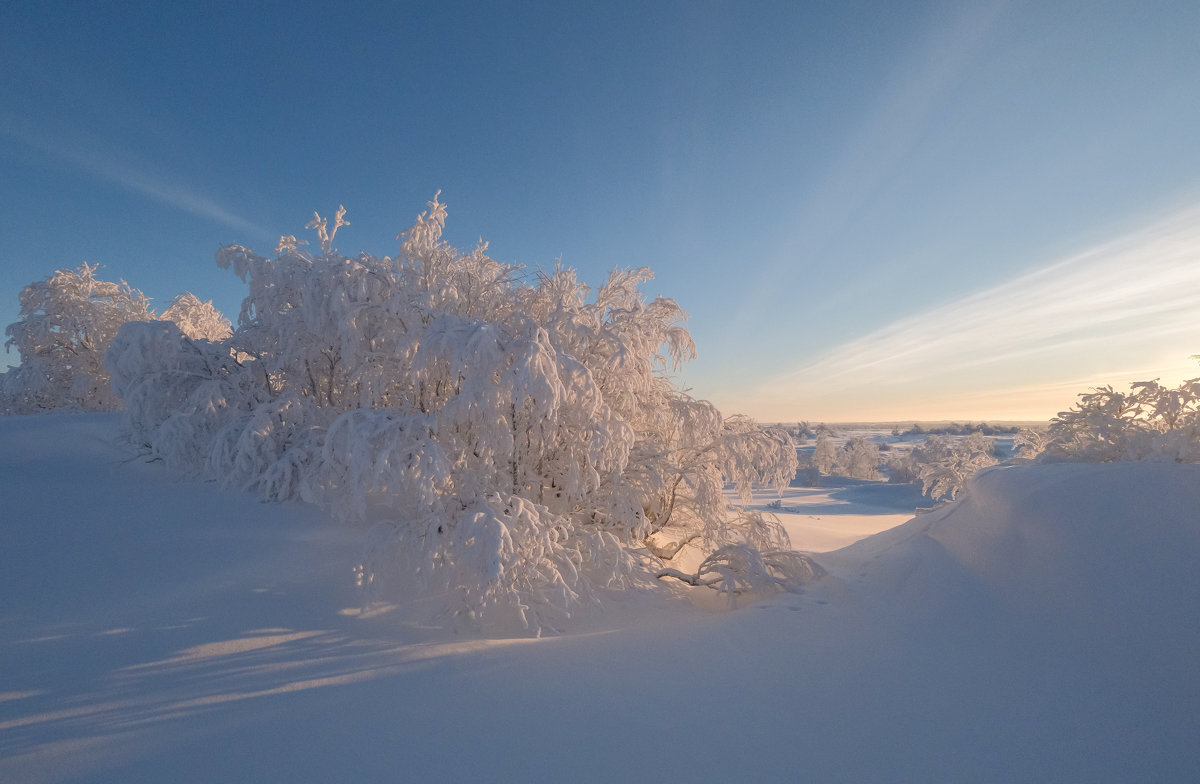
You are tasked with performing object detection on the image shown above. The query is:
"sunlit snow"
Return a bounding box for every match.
[3,414,1197,782]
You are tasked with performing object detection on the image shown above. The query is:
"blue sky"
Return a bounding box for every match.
[2,0,1199,421]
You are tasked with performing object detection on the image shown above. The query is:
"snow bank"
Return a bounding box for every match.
[805,462,1200,781]
[2,416,1197,782]
[828,462,1200,626]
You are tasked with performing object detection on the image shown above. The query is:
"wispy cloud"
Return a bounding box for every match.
[746,203,1200,420]
[0,113,267,238]
[728,1,1010,333]
[786,1,1009,243]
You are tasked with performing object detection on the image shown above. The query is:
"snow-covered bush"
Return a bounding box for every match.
[810,432,880,480]
[884,433,997,500]
[838,435,881,480]
[159,293,233,342]
[1,264,231,415]
[795,451,821,486]
[812,432,838,474]
[1027,376,1200,463]
[1012,426,1050,459]
[885,450,921,484]
[107,195,812,632]
[915,432,997,501]
[656,543,825,601]
[1,263,155,413]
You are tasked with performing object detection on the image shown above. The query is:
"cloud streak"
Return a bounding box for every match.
[0,114,267,238]
[746,203,1200,421]
[728,1,1010,334]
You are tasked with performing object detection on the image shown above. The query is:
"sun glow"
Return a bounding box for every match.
[744,203,1200,422]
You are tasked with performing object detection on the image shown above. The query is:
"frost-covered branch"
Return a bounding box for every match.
[104,194,811,633]
[1,264,229,414]
[1025,374,1200,463]
[656,544,825,601]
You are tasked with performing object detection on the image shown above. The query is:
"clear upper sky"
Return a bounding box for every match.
[2,0,1199,422]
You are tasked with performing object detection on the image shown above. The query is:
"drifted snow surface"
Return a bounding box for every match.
[2,415,1198,782]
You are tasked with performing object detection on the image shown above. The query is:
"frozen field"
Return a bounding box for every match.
[3,414,1198,782]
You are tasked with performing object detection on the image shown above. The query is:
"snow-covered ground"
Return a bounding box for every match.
[736,476,928,553]
[3,414,1198,782]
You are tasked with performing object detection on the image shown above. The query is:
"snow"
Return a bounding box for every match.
[3,414,1199,782]
[737,476,928,552]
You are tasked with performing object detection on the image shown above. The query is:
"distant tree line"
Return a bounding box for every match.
[897,422,1020,437]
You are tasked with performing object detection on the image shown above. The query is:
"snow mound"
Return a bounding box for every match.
[792,462,1200,781]
[827,462,1200,626]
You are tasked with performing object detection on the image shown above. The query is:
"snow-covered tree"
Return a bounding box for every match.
[1012,426,1050,459]
[883,432,997,500]
[107,195,812,632]
[916,432,997,501]
[809,432,880,480]
[160,293,233,342]
[2,263,155,413]
[812,432,838,474]
[838,435,881,480]
[885,450,921,483]
[1027,375,1200,463]
[0,264,232,415]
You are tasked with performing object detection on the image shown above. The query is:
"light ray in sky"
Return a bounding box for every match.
[0,114,267,238]
[728,0,1009,335]
[745,203,1200,421]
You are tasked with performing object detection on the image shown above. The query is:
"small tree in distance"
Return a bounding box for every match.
[839,435,881,480]
[106,195,813,633]
[813,432,838,474]
[916,432,996,501]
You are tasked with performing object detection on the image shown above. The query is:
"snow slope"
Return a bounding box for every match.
[2,415,1198,782]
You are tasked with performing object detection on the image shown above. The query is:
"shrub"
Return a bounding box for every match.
[839,435,881,480]
[812,432,838,474]
[1,264,230,415]
[106,195,815,632]
[1028,376,1200,463]
[885,433,997,500]
[915,432,997,501]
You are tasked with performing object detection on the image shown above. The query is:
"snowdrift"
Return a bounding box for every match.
[2,415,1198,782]
[827,461,1200,629]
[805,462,1200,781]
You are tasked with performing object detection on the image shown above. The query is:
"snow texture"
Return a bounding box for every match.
[2,414,1197,782]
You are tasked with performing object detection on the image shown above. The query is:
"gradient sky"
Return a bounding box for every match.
[2,1,1199,422]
